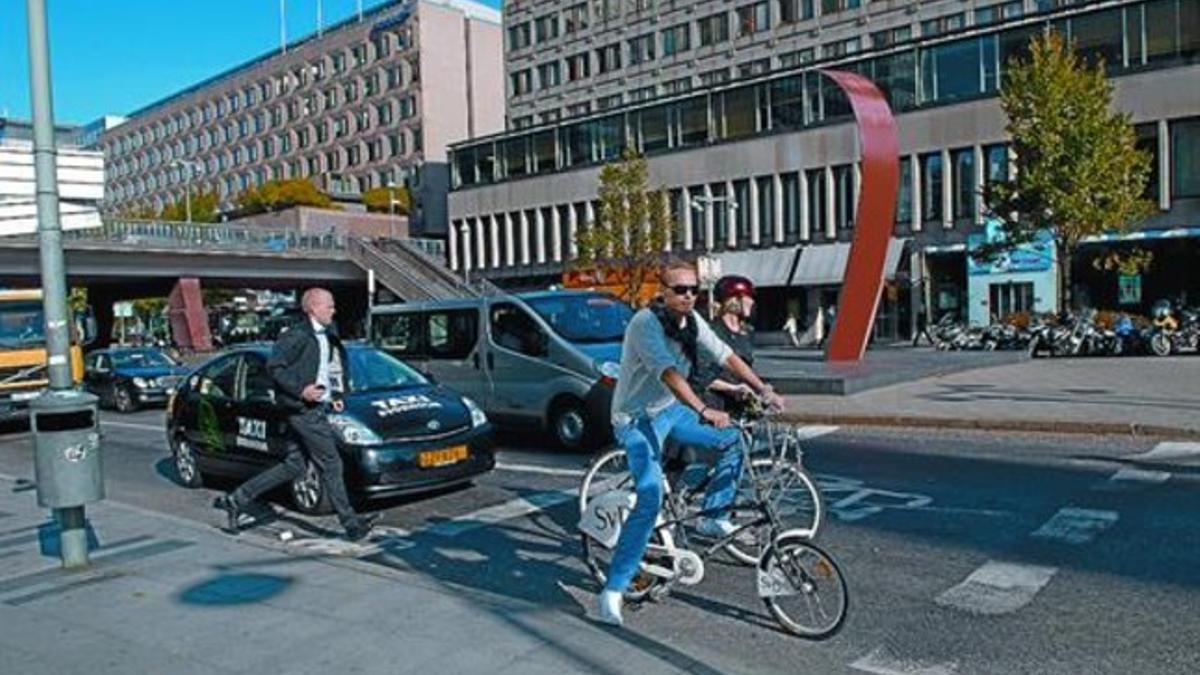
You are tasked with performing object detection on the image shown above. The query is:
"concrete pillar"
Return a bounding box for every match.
[503,212,515,267]
[489,214,500,268]
[519,210,530,265]
[773,173,785,244]
[824,166,836,240]
[567,203,578,260]
[681,186,693,250]
[535,208,547,264]
[941,148,953,229]
[551,205,563,262]
[702,185,714,250]
[852,163,862,229]
[725,180,736,248]
[460,221,473,272]
[748,177,760,247]
[1158,119,1170,211]
[910,154,922,233]
[973,145,986,225]
[475,216,487,269]
[448,219,459,270]
[799,170,810,242]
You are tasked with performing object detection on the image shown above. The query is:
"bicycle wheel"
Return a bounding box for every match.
[579,449,671,602]
[725,458,824,565]
[758,534,848,639]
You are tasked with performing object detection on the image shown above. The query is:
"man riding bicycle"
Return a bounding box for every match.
[598,257,785,627]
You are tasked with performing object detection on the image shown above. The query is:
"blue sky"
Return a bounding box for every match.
[1,0,502,126]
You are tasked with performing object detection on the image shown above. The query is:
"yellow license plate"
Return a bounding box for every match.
[418,445,468,468]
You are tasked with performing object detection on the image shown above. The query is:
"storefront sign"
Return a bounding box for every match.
[1119,274,1142,305]
[967,222,1054,276]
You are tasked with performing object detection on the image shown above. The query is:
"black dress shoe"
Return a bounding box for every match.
[344,513,380,542]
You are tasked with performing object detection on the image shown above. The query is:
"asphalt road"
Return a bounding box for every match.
[2,410,1198,675]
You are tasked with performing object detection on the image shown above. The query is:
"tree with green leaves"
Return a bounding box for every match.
[980,31,1153,312]
[237,179,333,214]
[572,150,674,306]
[362,185,411,214]
[160,190,220,223]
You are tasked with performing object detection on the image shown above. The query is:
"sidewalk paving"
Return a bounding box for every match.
[0,477,740,675]
[779,355,1200,438]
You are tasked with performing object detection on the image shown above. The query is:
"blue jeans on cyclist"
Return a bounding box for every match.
[604,401,742,595]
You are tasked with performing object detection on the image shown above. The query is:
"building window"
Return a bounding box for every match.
[778,0,815,24]
[663,77,692,94]
[779,48,815,68]
[629,34,656,65]
[511,69,533,96]
[921,152,944,223]
[567,53,591,81]
[951,147,976,222]
[871,26,911,49]
[566,102,591,117]
[698,13,729,47]
[512,116,534,130]
[806,169,826,236]
[508,22,532,51]
[1133,125,1159,202]
[332,52,346,74]
[782,172,801,240]
[737,58,771,78]
[377,101,393,125]
[538,62,562,89]
[564,3,589,33]
[535,14,560,42]
[630,85,657,103]
[770,75,804,131]
[833,165,855,230]
[756,176,774,244]
[975,1,1022,26]
[896,158,912,225]
[737,2,770,37]
[352,44,368,67]
[539,109,561,125]
[597,93,623,110]
[820,0,860,15]
[982,143,1009,204]
[662,24,691,56]
[921,13,965,38]
[596,44,622,74]
[1172,117,1200,199]
[823,37,861,59]
[699,68,730,87]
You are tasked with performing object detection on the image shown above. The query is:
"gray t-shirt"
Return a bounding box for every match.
[610,308,734,426]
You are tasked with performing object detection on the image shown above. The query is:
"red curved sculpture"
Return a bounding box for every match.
[820,70,900,362]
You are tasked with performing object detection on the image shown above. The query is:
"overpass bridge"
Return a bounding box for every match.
[0,219,482,346]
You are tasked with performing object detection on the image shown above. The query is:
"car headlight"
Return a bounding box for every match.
[132,377,150,388]
[327,414,383,446]
[462,396,488,428]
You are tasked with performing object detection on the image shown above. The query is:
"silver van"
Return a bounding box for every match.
[369,290,632,450]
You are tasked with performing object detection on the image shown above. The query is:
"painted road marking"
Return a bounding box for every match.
[100,420,163,432]
[427,489,576,538]
[495,462,586,478]
[851,646,958,675]
[793,425,840,441]
[1030,507,1118,545]
[935,561,1058,615]
[1094,467,1171,492]
[1127,442,1200,463]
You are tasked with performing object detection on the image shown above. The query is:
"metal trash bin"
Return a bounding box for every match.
[31,390,104,508]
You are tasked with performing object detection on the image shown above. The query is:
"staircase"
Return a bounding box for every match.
[347,237,486,301]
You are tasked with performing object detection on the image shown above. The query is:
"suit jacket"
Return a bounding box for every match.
[268,319,347,412]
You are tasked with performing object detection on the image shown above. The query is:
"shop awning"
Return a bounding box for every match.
[790,238,907,286]
[714,246,802,288]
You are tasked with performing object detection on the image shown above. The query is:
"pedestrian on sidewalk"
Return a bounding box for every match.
[214,287,378,541]
[597,258,784,627]
[782,312,802,348]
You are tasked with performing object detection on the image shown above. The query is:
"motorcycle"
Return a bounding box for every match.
[1150,300,1200,356]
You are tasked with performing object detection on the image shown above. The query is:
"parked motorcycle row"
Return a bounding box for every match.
[928,300,1200,357]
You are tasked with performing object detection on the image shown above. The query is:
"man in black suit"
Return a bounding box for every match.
[214,287,377,541]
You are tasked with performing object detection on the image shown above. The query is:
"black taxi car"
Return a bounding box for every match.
[166,342,495,514]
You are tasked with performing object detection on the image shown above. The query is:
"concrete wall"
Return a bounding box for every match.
[232,206,409,238]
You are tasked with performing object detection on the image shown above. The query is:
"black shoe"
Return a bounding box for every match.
[213,495,257,533]
[343,513,380,542]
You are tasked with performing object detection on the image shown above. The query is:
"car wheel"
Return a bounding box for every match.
[114,385,139,413]
[291,460,333,515]
[549,398,593,452]
[172,436,206,488]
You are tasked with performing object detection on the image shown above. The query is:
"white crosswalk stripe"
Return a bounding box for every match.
[1030,507,1118,545]
[935,561,1058,615]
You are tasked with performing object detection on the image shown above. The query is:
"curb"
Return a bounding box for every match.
[777,411,1200,439]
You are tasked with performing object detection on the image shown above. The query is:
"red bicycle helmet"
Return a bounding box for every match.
[714,275,755,303]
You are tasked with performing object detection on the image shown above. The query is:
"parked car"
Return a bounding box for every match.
[369,290,632,450]
[166,343,495,514]
[84,347,189,412]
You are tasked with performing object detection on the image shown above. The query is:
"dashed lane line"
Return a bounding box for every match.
[850,646,959,675]
[934,561,1059,616]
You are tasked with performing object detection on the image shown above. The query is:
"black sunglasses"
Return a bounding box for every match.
[668,284,700,297]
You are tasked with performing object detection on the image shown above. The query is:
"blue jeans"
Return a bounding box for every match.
[604,402,742,594]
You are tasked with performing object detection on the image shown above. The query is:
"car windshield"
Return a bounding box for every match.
[523,293,633,344]
[347,347,428,392]
[111,350,177,368]
[0,302,46,348]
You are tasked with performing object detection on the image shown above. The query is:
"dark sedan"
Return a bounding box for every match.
[166,343,495,514]
[85,347,189,413]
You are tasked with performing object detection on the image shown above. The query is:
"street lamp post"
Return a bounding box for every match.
[386,180,402,239]
[171,159,202,223]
